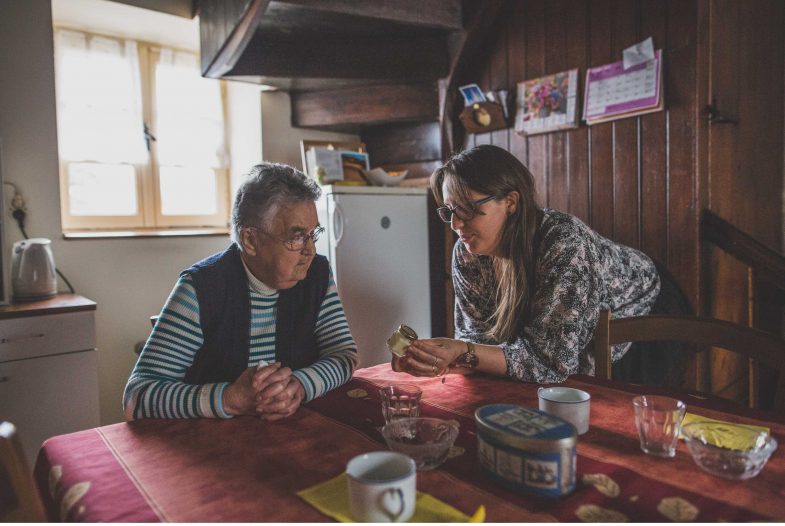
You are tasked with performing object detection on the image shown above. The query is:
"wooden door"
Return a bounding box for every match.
[706,0,784,405]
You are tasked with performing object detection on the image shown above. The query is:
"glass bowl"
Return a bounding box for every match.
[682,422,778,480]
[364,168,409,187]
[381,417,459,471]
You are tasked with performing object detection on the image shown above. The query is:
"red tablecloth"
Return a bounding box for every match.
[35,365,785,522]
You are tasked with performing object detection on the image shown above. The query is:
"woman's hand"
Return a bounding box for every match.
[392,337,468,377]
[256,375,306,421]
[222,362,283,416]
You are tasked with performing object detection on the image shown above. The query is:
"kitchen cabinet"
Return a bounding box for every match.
[0,294,98,469]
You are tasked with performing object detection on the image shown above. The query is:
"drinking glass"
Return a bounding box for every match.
[632,395,686,458]
[379,384,422,424]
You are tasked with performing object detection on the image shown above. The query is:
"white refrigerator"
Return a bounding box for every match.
[316,185,431,367]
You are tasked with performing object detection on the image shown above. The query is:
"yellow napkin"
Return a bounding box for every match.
[681,412,770,451]
[297,473,484,523]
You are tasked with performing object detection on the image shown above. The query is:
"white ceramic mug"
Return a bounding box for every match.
[346,451,416,522]
[538,386,591,435]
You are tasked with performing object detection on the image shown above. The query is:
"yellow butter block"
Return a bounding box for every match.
[469,505,486,523]
[682,412,770,451]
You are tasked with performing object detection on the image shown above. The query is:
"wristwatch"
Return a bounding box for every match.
[454,340,479,369]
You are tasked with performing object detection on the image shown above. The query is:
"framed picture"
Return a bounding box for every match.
[300,140,370,186]
[338,151,370,185]
[305,147,343,183]
[514,68,579,136]
[459,83,487,106]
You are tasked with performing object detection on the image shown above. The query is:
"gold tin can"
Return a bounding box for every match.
[387,324,418,357]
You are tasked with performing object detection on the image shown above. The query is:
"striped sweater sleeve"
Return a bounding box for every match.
[292,269,358,401]
[122,275,231,420]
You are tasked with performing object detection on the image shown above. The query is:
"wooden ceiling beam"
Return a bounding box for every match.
[198,0,270,78]
[291,82,439,129]
[229,32,449,82]
[266,0,462,31]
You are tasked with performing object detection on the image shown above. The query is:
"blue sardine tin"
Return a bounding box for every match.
[474,403,577,498]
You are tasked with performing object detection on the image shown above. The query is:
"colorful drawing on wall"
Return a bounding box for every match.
[514,68,579,136]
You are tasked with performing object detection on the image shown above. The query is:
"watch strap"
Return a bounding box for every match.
[455,340,478,368]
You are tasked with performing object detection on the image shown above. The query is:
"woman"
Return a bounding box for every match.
[124,162,357,420]
[393,144,659,383]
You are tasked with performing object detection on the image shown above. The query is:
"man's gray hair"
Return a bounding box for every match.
[231,162,321,244]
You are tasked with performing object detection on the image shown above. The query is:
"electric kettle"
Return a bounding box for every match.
[11,238,58,302]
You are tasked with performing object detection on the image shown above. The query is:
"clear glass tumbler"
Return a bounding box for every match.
[379,384,422,424]
[632,395,686,458]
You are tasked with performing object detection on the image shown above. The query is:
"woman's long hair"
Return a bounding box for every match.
[431,145,541,342]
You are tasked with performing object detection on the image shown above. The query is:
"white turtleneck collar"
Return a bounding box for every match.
[240,257,278,296]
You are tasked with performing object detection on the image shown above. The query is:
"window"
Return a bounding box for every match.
[53,28,229,233]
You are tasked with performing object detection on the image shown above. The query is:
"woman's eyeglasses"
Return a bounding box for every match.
[253,225,325,251]
[283,225,325,251]
[436,195,497,223]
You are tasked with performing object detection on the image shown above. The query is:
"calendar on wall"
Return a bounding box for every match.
[583,49,663,125]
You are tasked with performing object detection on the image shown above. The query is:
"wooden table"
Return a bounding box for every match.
[34,364,785,522]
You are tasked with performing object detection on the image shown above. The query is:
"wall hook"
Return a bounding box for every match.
[706,97,738,125]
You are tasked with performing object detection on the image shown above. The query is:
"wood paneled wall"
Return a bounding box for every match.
[451,0,784,402]
[705,0,784,401]
[462,0,704,310]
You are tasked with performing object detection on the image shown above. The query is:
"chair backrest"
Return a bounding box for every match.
[0,421,46,522]
[593,310,785,414]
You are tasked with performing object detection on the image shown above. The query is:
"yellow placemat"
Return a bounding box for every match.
[297,472,484,523]
[681,412,770,450]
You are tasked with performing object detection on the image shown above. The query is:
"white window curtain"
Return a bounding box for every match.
[53,29,147,164]
[154,49,227,169]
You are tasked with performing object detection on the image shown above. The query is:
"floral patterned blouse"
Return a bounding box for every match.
[453,208,660,383]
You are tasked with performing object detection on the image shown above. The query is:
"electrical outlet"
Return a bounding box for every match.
[10,193,25,212]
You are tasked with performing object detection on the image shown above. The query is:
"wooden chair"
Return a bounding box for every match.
[593,310,785,414]
[0,421,46,522]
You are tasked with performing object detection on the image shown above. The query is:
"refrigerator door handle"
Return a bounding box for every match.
[333,203,345,245]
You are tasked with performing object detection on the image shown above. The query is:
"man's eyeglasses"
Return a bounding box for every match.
[255,225,325,251]
[436,195,497,223]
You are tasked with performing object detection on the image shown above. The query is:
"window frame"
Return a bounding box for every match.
[55,27,231,234]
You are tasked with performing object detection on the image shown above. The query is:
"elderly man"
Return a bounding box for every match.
[124,163,358,420]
